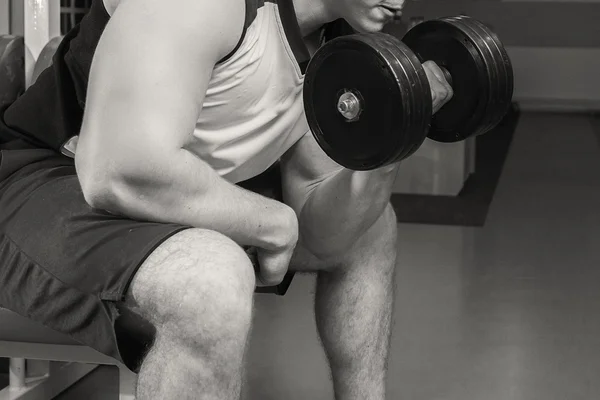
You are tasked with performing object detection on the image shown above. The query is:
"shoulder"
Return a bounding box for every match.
[105,0,247,62]
[217,0,268,62]
[102,0,120,16]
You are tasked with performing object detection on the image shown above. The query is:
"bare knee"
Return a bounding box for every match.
[127,229,255,345]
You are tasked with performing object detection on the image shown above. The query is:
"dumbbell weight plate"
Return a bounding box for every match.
[454,16,514,135]
[303,33,431,170]
[443,16,513,136]
[374,33,432,162]
[402,16,514,142]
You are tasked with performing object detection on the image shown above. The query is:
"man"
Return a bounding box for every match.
[0,0,452,398]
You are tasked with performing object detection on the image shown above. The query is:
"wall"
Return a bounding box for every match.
[398,0,600,112]
[10,1,600,110]
[508,47,600,111]
[9,0,23,35]
[388,0,600,194]
[0,0,9,34]
[8,1,70,37]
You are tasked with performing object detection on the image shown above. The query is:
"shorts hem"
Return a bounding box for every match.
[0,231,125,364]
[103,225,193,303]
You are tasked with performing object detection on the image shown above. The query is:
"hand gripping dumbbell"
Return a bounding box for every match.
[303,15,514,171]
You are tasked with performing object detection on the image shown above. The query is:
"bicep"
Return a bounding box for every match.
[77,0,243,172]
[280,130,344,212]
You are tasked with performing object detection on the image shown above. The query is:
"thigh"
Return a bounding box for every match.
[0,152,188,369]
[0,162,187,300]
[0,151,283,370]
[117,228,255,323]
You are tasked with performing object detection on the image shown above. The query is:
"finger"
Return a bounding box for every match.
[244,246,280,286]
[426,66,451,97]
[423,61,453,92]
[422,66,446,105]
[444,84,454,103]
[423,62,454,102]
[243,245,260,273]
[256,251,291,286]
[258,266,286,286]
[244,245,274,286]
[423,60,446,84]
[423,63,447,96]
[422,63,442,90]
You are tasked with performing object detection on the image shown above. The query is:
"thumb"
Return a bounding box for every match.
[256,248,291,286]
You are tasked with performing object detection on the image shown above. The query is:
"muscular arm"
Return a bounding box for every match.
[281,131,398,260]
[281,55,454,261]
[76,0,296,250]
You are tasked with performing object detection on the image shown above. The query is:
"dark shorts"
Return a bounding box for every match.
[0,140,282,371]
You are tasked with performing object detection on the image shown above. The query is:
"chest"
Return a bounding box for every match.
[197,3,306,127]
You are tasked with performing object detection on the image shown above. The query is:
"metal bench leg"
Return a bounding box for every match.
[0,358,97,400]
[9,358,26,390]
[118,367,136,400]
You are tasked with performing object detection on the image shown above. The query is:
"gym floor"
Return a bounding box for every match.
[3,110,600,399]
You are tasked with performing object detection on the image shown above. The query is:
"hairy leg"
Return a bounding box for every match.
[118,229,256,400]
[310,204,398,400]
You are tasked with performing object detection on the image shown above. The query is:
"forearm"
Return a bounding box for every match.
[298,165,398,258]
[78,147,295,250]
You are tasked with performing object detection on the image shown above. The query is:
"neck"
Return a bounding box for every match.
[292,0,337,36]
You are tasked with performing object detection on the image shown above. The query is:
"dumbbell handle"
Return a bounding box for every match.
[422,59,453,87]
[335,64,453,121]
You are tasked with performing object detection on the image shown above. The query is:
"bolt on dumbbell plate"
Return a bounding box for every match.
[337,91,363,121]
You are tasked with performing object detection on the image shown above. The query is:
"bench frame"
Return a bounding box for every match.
[0,339,136,400]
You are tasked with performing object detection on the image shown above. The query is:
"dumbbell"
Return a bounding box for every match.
[303,15,514,171]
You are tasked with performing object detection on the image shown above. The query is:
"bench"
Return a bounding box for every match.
[0,309,136,400]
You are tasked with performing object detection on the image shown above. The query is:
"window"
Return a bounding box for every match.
[60,0,93,34]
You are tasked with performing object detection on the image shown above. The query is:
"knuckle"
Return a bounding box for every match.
[439,86,451,99]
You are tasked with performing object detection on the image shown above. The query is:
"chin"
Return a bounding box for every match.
[346,19,386,33]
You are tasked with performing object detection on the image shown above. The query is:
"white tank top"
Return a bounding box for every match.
[189,0,314,183]
[76,1,349,184]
